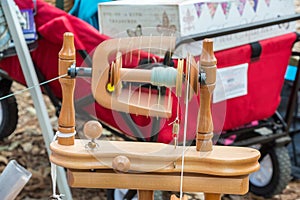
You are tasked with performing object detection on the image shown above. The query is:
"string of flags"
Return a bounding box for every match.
[194,0,271,19]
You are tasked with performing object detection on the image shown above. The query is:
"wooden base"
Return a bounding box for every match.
[50,140,260,199]
[67,169,250,195]
[50,140,259,176]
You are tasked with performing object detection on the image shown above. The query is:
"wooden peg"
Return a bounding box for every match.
[176,59,184,97]
[112,155,131,172]
[57,32,76,145]
[197,39,217,152]
[113,52,122,95]
[138,190,154,200]
[170,194,188,200]
[186,54,199,102]
[204,193,221,200]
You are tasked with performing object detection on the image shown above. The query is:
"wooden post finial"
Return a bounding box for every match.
[196,39,217,152]
[57,32,76,145]
[59,32,75,61]
[200,39,217,66]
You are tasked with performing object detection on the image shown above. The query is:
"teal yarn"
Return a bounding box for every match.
[150,67,177,87]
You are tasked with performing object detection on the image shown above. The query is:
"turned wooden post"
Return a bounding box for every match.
[138,190,154,200]
[196,39,217,152]
[57,32,76,145]
[205,193,221,200]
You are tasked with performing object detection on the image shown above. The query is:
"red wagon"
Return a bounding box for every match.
[0,0,299,198]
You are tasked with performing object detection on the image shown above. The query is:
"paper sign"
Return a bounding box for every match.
[213,63,248,103]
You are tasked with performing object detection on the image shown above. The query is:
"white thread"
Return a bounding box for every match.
[0,74,68,101]
[56,131,76,138]
[129,37,134,64]
[0,71,71,199]
[148,34,152,61]
[51,162,64,200]
[159,34,163,56]
[51,131,75,199]
[167,89,172,111]
[179,55,191,199]
[137,36,142,62]
[147,85,151,109]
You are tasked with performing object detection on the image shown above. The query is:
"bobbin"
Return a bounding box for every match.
[109,52,197,101]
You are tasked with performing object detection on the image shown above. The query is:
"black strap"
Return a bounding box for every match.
[250,41,262,62]
[123,190,137,200]
[55,0,64,10]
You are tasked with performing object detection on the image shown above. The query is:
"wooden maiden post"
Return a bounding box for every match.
[197,39,217,151]
[57,32,76,145]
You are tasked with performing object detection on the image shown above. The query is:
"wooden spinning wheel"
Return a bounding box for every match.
[50,32,260,200]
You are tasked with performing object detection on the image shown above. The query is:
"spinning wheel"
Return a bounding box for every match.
[50,32,260,200]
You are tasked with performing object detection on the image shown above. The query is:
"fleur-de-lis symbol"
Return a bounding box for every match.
[127,24,143,37]
[183,9,195,31]
[157,11,177,35]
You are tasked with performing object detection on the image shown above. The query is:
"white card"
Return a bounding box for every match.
[213,63,248,103]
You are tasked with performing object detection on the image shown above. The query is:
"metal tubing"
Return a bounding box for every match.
[1,0,72,198]
[232,132,289,147]
[285,55,300,131]
[176,14,300,47]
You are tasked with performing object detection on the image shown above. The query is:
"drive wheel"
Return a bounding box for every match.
[249,145,291,198]
[0,88,18,139]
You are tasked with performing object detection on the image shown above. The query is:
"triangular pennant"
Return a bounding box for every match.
[236,0,246,16]
[265,0,270,7]
[221,2,232,18]
[248,0,258,12]
[194,2,204,18]
[207,2,219,18]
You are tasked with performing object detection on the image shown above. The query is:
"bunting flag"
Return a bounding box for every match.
[248,0,258,12]
[265,0,270,7]
[207,2,219,18]
[194,2,204,18]
[221,2,232,18]
[236,0,246,16]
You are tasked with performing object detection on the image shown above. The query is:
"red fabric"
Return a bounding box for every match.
[1,0,109,98]
[0,0,296,143]
[213,33,296,131]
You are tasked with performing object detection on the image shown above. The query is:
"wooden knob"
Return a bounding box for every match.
[112,155,131,172]
[200,38,217,66]
[83,120,103,140]
[59,32,75,61]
